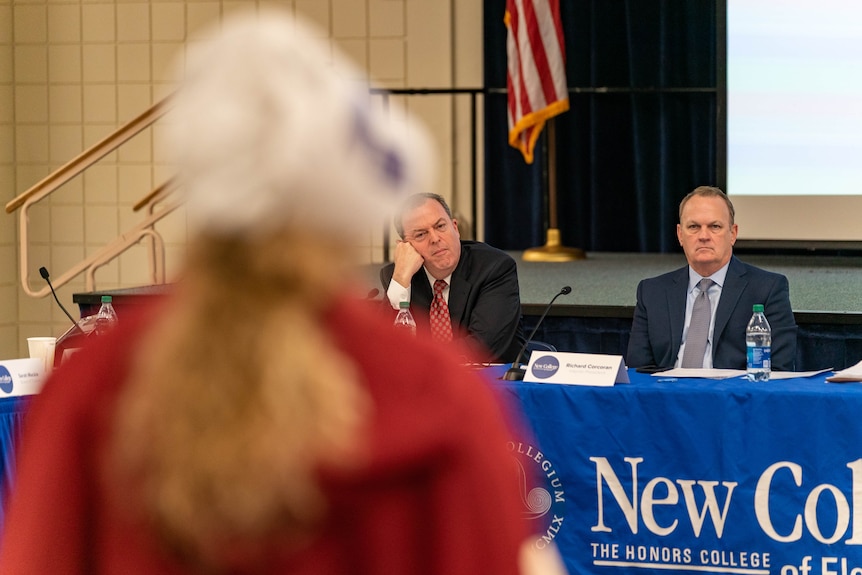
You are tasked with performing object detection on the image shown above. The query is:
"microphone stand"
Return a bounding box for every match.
[40,267,86,336]
[502,286,571,381]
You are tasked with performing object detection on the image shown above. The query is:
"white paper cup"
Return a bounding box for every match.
[27,337,57,373]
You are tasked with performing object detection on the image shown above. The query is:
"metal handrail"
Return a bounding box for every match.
[6,95,177,298]
[133,177,177,212]
[5,96,174,215]
[7,87,486,298]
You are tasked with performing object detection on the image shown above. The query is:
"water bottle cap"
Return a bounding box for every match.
[399,301,409,309]
[752,304,764,313]
[101,295,113,304]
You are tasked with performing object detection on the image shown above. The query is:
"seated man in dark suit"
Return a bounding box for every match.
[380,193,526,363]
[627,186,797,371]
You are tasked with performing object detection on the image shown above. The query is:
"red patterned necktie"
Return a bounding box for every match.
[430,279,453,342]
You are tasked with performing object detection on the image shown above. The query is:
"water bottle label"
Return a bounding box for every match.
[747,346,771,369]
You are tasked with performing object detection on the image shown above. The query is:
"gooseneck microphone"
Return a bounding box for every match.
[502,285,571,381]
[39,266,86,336]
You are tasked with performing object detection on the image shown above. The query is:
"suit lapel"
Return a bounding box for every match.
[714,256,746,342]
[667,267,689,360]
[446,244,470,325]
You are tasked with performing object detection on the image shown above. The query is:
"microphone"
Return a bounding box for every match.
[39,266,86,336]
[502,286,571,381]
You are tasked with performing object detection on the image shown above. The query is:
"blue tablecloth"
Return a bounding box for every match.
[486,367,862,575]
[0,396,31,535]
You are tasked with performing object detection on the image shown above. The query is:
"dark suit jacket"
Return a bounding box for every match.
[626,256,797,371]
[380,241,526,363]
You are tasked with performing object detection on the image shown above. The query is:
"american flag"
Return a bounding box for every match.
[505,0,569,164]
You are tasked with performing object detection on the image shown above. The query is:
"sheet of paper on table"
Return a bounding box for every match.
[825,359,862,383]
[770,369,832,380]
[651,368,746,379]
[651,368,833,380]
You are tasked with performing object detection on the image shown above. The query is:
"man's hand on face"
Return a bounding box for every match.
[392,239,425,287]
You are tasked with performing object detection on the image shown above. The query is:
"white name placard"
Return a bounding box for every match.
[523,352,629,386]
[0,358,46,398]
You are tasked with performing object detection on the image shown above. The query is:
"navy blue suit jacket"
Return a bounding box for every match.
[380,241,525,363]
[626,256,797,371]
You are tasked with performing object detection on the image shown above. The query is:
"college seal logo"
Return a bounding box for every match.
[508,441,567,549]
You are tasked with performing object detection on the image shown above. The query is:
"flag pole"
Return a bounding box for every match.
[522,118,586,262]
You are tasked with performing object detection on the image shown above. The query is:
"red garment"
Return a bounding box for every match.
[0,296,527,575]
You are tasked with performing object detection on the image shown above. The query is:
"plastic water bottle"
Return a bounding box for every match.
[393,301,416,336]
[93,295,119,336]
[746,304,771,381]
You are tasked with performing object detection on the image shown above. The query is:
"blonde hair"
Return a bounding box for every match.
[109,230,369,567]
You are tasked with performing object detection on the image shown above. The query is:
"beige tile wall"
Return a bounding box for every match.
[0,0,483,360]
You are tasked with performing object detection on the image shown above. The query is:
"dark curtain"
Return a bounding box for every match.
[484,0,718,253]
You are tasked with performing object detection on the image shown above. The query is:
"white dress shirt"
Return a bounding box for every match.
[675,262,730,369]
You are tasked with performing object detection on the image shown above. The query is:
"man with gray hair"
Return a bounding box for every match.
[380,192,526,364]
[627,186,797,371]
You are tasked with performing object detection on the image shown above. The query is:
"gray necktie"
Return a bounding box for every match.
[681,278,714,368]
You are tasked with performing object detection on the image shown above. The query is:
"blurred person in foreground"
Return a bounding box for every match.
[626,186,797,371]
[380,193,526,364]
[0,10,564,575]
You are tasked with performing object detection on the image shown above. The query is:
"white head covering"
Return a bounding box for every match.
[169,9,434,238]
